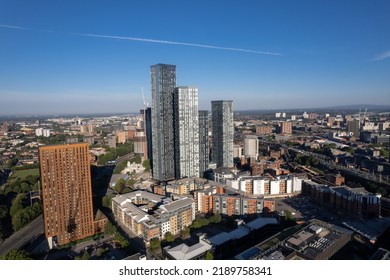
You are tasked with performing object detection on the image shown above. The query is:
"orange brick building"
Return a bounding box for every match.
[39,143,95,247]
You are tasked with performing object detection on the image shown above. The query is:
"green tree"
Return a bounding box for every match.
[114,232,129,248]
[1,249,32,260]
[142,159,151,172]
[104,222,116,236]
[102,195,113,209]
[113,160,128,174]
[0,205,7,220]
[114,178,126,194]
[126,178,136,188]
[10,193,25,217]
[204,251,214,260]
[130,155,142,164]
[210,212,222,224]
[12,203,42,231]
[75,250,90,260]
[6,158,18,169]
[150,238,161,251]
[180,227,190,240]
[284,209,293,221]
[380,149,389,158]
[20,182,31,193]
[96,247,108,257]
[165,232,175,243]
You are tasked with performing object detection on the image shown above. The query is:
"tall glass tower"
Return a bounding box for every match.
[173,86,199,178]
[211,100,234,168]
[151,64,176,180]
[198,110,209,177]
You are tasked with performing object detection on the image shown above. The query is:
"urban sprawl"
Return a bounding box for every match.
[0,64,389,260]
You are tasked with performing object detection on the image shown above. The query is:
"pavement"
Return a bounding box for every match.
[274,196,342,224]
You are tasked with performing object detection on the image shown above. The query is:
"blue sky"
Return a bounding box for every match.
[0,0,389,115]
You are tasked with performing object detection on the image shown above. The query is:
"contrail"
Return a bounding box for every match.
[370,50,390,62]
[0,24,30,30]
[74,33,283,56]
[0,24,283,56]
[0,24,53,33]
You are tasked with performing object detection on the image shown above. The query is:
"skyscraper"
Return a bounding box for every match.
[173,86,200,178]
[211,100,234,168]
[198,110,209,177]
[39,143,94,247]
[140,107,152,161]
[151,64,176,180]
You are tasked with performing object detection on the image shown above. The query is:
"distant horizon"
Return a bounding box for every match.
[1,103,390,120]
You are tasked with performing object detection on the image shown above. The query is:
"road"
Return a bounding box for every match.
[115,153,134,165]
[0,215,44,256]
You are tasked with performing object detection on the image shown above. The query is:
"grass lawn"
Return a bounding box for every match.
[10,168,39,181]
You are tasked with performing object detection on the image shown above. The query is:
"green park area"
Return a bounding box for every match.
[10,169,39,182]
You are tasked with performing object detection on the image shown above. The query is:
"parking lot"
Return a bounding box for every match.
[274,196,341,223]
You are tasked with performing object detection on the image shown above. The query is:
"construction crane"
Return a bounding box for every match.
[141,86,148,108]
[363,108,368,124]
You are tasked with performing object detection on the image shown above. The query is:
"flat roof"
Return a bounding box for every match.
[112,190,165,204]
[165,242,212,260]
[246,217,278,230]
[209,226,250,246]
[159,197,194,213]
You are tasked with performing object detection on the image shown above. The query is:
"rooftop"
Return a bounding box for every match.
[246,217,278,230]
[243,219,353,260]
[164,241,212,260]
[332,186,373,197]
[159,197,194,213]
[209,226,250,246]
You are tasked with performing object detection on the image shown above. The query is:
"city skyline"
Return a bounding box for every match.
[1,0,389,115]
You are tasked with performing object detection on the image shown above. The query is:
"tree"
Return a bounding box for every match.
[204,251,214,260]
[102,195,113,209]
[165,232,175,243]
[10,193,25,217]
[96,247,108,257]
[380,149,389,158]
[210,212,222,224]
[75,250,90,260]
[104,222,116,236]
[114,232,129,248]
[284,209,293,221]
[0,205,7,220]
[142,159,151,172]
[191,219,202,229]
[114,178,126,194]
[20,182,31,193]
[180,227,190,240]
[12,203,42,231]
[1,249,32,260]
[130,155,142,164]
[150,238,161,252]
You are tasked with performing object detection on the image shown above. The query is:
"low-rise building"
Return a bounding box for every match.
[302,181,381,219]
[226,174,304,197]
[236,219,353,260]
[112,191,195,242]
[164,234,212,260]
